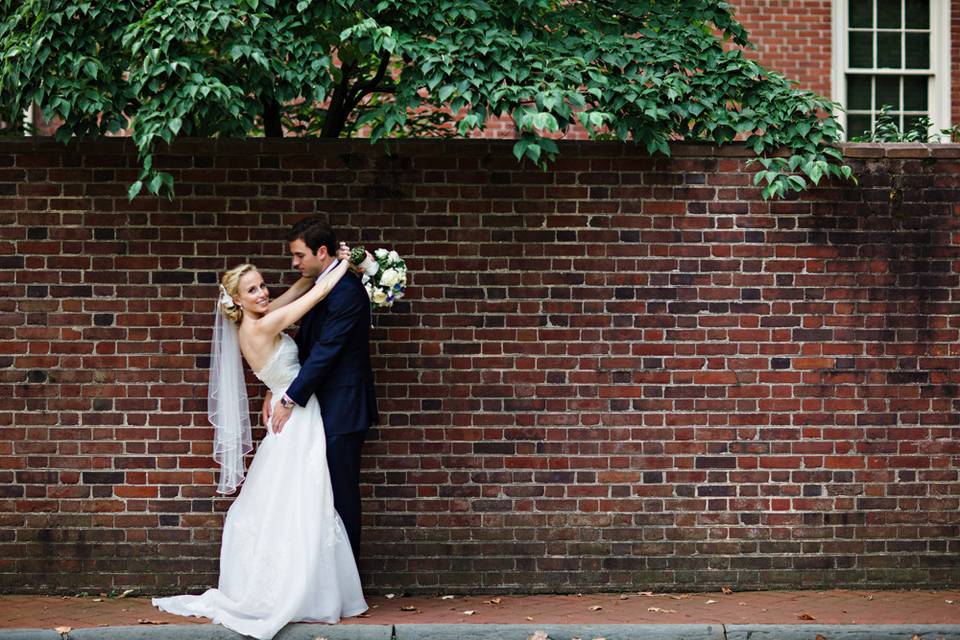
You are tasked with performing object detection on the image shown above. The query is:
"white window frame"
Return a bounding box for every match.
[831,0,951,138]
[23,104,33,136]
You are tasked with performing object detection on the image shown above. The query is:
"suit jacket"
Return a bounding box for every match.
[285,269,378,435]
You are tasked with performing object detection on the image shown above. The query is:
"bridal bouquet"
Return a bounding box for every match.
[350,246,407,309]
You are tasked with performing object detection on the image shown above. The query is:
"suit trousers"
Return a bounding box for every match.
[325,430,367,562]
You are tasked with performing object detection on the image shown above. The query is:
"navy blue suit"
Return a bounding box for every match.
[285,264,378,559]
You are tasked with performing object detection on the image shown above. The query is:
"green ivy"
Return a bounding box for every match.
[1,0,854,200]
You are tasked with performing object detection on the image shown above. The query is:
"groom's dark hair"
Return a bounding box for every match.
[287,216,337,256]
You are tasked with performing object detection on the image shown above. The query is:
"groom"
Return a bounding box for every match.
[265,216,378,561]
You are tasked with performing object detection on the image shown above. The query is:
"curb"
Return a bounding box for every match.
[393,623,723,639]
[726,625,960,640]
[2,624,959,640]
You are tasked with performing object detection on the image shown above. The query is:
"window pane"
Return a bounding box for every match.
[849,0,873,27]
[905,33,930,68]
[877,32,902,67]
[876,76,900,110]
[847,75,873,109]
[903,76,928,110]
[890,112,906,132]
[850,31,874,67]
[877,0,902,27]
[905,0,930,28]
[847,114,872,139]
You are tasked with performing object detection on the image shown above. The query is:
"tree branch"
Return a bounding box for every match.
[262,96,283,137]
[320,61,357,138]
[346,53,392,110]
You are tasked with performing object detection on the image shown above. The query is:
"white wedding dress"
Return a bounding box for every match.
[153,333,367,639]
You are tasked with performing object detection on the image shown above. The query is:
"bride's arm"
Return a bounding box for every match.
[254,259,351,337]
[266,277,313,313]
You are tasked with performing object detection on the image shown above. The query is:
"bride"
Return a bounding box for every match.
[153,244,367,639]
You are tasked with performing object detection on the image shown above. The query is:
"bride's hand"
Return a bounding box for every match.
[336,242,351,262]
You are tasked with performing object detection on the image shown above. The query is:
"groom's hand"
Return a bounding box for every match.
[272,403,294,433]
[261,391,273,428]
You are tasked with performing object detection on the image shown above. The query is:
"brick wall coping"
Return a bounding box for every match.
[2,135,960,159]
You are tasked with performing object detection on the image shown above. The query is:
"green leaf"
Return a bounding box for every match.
[437,85,455,102]
[128,180,143,201]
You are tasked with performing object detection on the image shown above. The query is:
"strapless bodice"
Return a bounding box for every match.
[254,333,300,396]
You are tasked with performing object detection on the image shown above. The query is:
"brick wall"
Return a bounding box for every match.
[1,137,959,594]
[731,0,834,101]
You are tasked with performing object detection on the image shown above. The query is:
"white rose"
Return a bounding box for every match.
[388,250,400,264]
[375,248,388,259]
[379,268,400,287]
[372,288,388,305]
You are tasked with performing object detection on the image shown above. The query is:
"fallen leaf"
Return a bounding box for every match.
[864,595,874,601]
[705,599,717,605]
[92,598,102,602]
[440,595,455,600]
[647,607,677,614]
[399,606,417,612]
[946,600,955,605]
[462,610,476,615]
[669,594,691,600]
[911,635,922,640]
[797,613,816,621]
[638,591,654,596]
[525,616,534,621]
[528,631,550,640]
[314,636,329,640]
[738,602,746,606]
[486,597,502,605]
[385,593,396,599]
[721,586,733,595]
[137,619,169,625]
[618,594,630,600]
[54,627,71,635]
[588,605,602,611]
[815,635,827,640]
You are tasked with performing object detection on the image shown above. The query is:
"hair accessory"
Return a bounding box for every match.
[218,285,237,308]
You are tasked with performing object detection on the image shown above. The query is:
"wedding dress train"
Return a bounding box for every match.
[153,334,367,639]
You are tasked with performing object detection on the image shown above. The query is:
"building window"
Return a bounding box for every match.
[832,0,951,139]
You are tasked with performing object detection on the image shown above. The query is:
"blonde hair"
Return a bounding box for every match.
[219,264,258,324]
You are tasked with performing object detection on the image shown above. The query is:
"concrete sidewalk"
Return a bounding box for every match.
[2,590,959,639]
